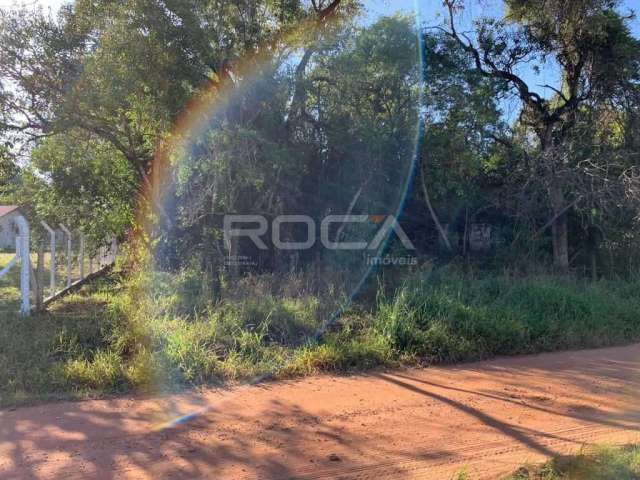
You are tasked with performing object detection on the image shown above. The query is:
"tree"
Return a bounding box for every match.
[440,0,640,270]
[28,130,137,243]
[164,14,421,284]
[0,1,343,209]
[420,32,508,254]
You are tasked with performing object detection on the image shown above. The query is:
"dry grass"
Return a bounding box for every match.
[2,267,640,408]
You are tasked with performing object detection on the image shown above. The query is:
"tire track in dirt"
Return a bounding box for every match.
[2,344,640,480]
[286,424,640,480]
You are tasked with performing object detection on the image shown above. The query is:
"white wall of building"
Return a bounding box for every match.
[0,211,20,251]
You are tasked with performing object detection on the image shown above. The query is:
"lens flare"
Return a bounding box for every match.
[139,0,426,428]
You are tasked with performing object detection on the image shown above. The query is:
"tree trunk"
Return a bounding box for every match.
[549,184,570,271]
[590,245,597,281]
[420,164,452,252]
[462,206,469,257]
[588,226,599,281]
[541,128,570,272]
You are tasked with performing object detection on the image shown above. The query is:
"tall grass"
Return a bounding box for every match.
[375,270,640,363]
[1,267,639,406]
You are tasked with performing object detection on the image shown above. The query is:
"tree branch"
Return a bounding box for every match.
[420,159,452,251]
[442,0,546,117]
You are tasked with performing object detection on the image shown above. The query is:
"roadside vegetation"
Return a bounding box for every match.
[503,445,640,480]
[1,0,640,409]
[3,266,639,407]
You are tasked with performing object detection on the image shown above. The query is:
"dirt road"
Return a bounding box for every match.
[2,344,640,480]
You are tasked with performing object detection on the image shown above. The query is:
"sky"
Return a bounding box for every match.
[0,0,66,10]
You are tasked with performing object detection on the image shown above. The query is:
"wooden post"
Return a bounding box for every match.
[59,224,72,288]
[79,233,85,280]
[41,221,56,296]
[14,215,30,316]
[111,236,118,264]
[36,243,45,312]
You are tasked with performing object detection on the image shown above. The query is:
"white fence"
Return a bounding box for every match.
[0,214,30,315]
[0,214,118,316]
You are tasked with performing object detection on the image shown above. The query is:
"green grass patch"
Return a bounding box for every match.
[504,444,640,479]
[375,271,640,363]
[0,275,126,405]
[0,252,21,314]
[1,268,639,407]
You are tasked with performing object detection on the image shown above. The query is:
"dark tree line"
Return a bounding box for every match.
[0,0,638,280]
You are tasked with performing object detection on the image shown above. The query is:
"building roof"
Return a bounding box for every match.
[0,205,19,219]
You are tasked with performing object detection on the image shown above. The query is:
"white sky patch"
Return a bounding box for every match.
[0,0,68,11]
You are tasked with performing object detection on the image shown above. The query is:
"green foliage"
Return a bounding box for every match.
[27,130,136,242]
[0,0,356,242]
[166,14,421,276]
[0,275,121,404]
[2,0,639,274]
[375,270,640,362]
[0,145,18,202]
[453,469,470,480]
[2,266,640,407]
[423,33,507,203]
[1,0,640,407]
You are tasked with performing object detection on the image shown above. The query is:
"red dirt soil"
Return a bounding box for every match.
[2,344,640,479]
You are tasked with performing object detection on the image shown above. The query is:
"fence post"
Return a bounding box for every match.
[59,224,72,288]
[111,236,118,264]
[36,243,45,311]
[41,221,56,296]
[79,233,85,280]
[14,215,30,316]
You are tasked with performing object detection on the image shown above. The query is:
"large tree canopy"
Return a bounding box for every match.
[0,0,638,278]
[436,0,640,270]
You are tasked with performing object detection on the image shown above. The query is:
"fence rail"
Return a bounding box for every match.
[0,213,117,316]
[0,214,30,315]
